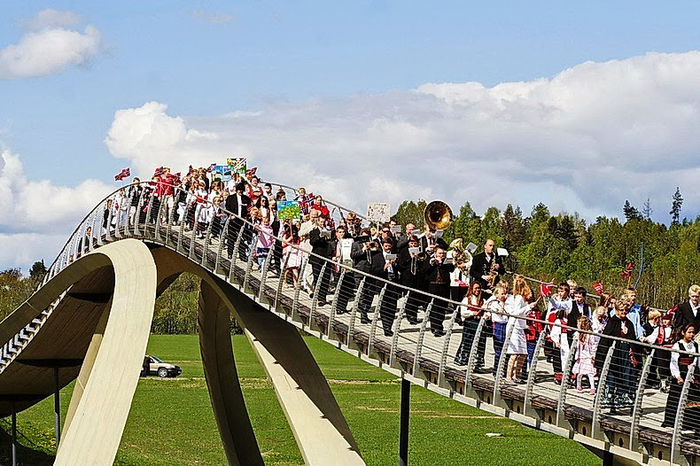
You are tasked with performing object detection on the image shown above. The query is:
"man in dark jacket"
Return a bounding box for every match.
[395,235,428,324]
[469,238,505,293]
[308,216,333,305]
[673,285,700,331]
[225,182,252,261]
[425,247,455,336]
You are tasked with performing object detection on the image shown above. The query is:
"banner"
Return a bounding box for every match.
[277,200,301,220]
[366,202,391,223]
[227,157,247,176]
[210,165,232,181]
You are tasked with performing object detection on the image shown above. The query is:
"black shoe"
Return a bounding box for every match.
[474,367,489,374]
[384,330,394,337]
[407,318,418,325]
[432,330,446,337]
[360,318,370,324]
[317,300,329,306]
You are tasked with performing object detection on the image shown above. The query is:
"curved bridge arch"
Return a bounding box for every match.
[1,183,699,465]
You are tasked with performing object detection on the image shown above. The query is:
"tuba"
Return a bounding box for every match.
[424,200,453,231]
[448,238,473,266]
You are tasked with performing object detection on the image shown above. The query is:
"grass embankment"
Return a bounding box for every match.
[0,335,599,465]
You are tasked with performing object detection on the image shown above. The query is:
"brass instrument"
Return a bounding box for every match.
[424,200,453,231]
[485,256,499,288]
[448,238,473,266]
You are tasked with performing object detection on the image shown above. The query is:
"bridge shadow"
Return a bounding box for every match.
[0,426,55,465]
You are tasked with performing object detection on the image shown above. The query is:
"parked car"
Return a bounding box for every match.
[141,355,182,378]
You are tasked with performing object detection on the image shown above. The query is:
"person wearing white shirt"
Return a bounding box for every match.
[487,282,510,377]
[662,324,700,428]
[505,276,537,383]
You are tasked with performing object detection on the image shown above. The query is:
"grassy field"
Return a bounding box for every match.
[0,334,600,465]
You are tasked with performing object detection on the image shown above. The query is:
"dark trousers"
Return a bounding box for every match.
[427,283,450,333]
[334,272,356,314]
[455,318,486,366]
[492,321,507,376]
[227,219,250,261]
[378,285,400,334]
[310,255,332,302]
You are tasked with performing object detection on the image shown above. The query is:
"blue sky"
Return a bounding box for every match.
[1,2,700,270]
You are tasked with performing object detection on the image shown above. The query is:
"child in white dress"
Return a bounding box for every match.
[572,316,596,394]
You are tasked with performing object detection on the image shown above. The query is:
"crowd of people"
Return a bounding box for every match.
[99,164,700,428]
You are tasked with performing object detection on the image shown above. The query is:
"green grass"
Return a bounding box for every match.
[0,335,600,465]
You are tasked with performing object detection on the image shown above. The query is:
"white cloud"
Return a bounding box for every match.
[104,51,700,224]
[189,10,234,25]
[0,149,114,271]
[0,10,101,79]
[21,9,82,31]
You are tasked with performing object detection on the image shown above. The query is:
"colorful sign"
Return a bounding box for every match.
[277,200,301,220]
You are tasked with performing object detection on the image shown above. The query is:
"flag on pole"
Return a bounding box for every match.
[593,282,604,294]
[207,163,216,173]
[114,167,130,181]
[246,166,258,177]
[153,166,164,178]
[539,282,555,298]
[620,262,634,278]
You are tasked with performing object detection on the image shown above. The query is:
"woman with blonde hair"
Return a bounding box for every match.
[505,275,537,383]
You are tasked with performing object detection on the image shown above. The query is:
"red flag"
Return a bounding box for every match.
[114,167,130,181]
[539,282,554,298]
[172,172,181,185]
[153,166,164,178]
[620,262,634,278]
[246,166,258,177]
[593,282,604,294]
[207,163,216,173]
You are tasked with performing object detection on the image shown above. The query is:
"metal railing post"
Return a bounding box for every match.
[412,299,434,378]
[629,348,655,451]
[591,342,616,440]
[523,331,547,419]
[671,364,696,464]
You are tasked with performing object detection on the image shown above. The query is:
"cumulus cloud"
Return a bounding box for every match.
[105,51,700,222]
[189,10,234,25]
[0,9,101,79]
[0,149,113,271]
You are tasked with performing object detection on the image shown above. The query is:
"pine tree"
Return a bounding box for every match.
[670,187,683,225]
[642,198,652,220]
[623,200,642,221]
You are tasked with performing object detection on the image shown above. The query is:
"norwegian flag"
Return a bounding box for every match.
[246,166,258,177]
[114,167,130,181]
[153,166,164,178]
[172,172,182,185]
[593,282,604,294]
[539,282,555,298]
[207,163,216,173]
[620,262,634,278]
[187,165,195,176]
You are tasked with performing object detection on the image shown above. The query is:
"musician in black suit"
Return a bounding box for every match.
[372,238,402,336]
[673,285,700,331]
[395,235,429,324]
[469,238,504,292]
[308,217,333,305]
[419,226,448,259]
[567,287,592,345]
[351,231,383,324]
[425,247,455,336]
[225,182,252,261]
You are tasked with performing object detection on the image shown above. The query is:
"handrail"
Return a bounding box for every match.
[19,178,700,465]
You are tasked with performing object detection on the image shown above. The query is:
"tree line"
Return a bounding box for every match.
[393,195,699,309]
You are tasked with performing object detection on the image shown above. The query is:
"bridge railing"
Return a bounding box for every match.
[38,182,700,465]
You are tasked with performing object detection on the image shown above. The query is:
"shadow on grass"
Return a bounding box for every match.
[0,426,55,465]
